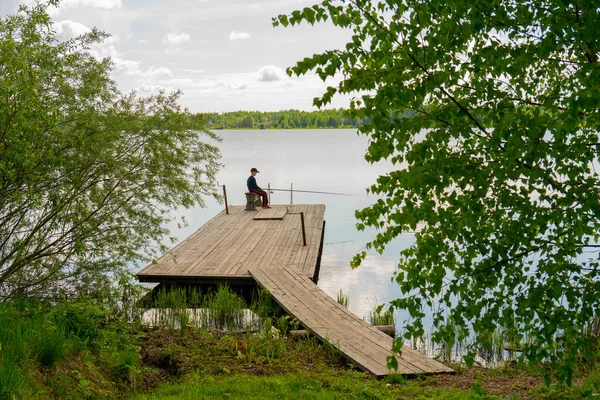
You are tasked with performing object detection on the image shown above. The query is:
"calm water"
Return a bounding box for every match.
[163,129,417,330]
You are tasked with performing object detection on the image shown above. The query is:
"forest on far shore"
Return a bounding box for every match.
[201,109,370,129]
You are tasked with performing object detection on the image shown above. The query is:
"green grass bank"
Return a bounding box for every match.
[1,286,600,399]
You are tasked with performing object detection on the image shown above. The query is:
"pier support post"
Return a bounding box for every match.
[300,212,307,246]
[223,184,229,215]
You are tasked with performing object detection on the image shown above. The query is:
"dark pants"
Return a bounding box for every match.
[251,189,269,207]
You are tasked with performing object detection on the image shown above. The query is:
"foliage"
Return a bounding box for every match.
[0,297,144,399]
[0,2,221,298]
[202,108,369,129]
[276,0,600,383]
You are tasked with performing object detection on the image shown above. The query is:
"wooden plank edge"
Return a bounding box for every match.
[137,273,256,286]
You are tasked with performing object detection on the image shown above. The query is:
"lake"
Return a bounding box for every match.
[163,129,417,331]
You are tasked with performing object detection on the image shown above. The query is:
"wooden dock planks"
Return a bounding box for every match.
[137,205,325,283]
[249,265,454,377]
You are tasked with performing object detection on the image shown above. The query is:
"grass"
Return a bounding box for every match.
[0,297,144,399]
[250,288,282,320]
[0,300,69,397]
[133,369,498,400]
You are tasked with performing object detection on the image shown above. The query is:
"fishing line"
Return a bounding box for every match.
[268,188,364,197]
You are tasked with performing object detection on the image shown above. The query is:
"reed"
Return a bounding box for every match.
[336,289,349,308]
[142,285,248,331]
[250,288,282,319]
[149,286,199,329]
[368,303,395,327]
[203,285,245,331]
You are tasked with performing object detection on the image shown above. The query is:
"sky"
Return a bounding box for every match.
[1,0,353,112]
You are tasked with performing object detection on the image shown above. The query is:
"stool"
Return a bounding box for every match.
[245,192,262,211]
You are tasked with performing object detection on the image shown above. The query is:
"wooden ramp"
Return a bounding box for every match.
[250,266,453,377]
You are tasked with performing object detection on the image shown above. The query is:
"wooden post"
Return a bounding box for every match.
[290,182,293,205]
[300,211,307,246]
[268,182,271,204]
[223,185,229,215]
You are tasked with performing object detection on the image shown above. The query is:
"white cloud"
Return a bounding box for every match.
[22,0,121,16]
[182,69,204,74]
[257,65,285,82]
[229,30,250,41]
[138,39,148,44]
[61,0,121,9]
[53,20,92,41]
[60,28,164,82]
[163,31,190,45]
[141,66,173,79]
[115,59,142,75]
[103,35,121,44]
[139,83,168,93]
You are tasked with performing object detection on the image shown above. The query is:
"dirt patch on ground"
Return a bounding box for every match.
[421,367,544,399]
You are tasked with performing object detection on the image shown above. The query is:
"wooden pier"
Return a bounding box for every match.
[137,204,452,377]
[138,205,325,285]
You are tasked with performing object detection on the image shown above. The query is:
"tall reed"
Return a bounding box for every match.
[368,303,395,326]
[336,289,349,308]
[203,285,245,331]
[142,285,247,332]
[250,288,281,319]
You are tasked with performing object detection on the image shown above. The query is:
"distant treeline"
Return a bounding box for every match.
[201,109,370,129]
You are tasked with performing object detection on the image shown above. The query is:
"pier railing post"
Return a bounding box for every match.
[223,184,229,215]
[300,211,307,246]
[268,182,271,204]
[290,182,293,205]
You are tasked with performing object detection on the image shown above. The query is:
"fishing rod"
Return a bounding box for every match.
[268,188,363,197]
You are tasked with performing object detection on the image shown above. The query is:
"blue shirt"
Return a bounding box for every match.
[247,175,261,192]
